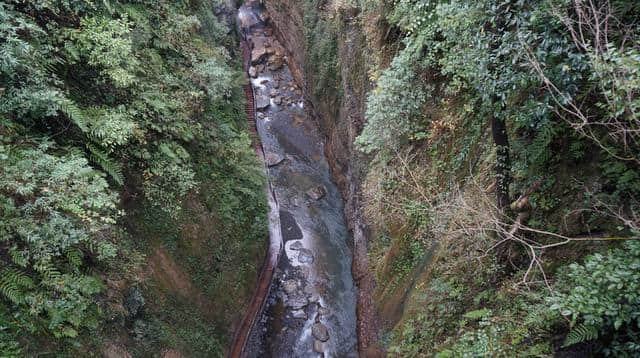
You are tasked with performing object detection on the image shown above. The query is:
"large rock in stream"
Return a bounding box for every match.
[251,37,275,65]
[286,294,309,310]
[255,94,270,110]
[306,185,326,200]
[297,248,314,264]
[312,322,330,342]
[264,151,285,167]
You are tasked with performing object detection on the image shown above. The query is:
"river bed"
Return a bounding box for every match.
[238,2,358,357]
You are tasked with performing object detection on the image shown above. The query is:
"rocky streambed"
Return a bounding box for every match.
[238,1,358,357]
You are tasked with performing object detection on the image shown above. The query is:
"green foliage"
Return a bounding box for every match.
[87,143,125,185]
[562,323,599,348]
[66,15,139,87]
[303,0,342,105]
[355,49,428,153]
[0,0,264,354]
[142,142,197,216]
[359,0,639,200]
[0,141,120,341]
[548,240,640,356]
[193,57,236,101]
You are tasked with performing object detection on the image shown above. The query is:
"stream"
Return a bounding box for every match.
[237,2,358,357]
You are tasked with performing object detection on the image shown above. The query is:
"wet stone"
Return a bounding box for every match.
[255,94,270,110]
[268,55,285,71]
[282,279,298,295]
[289,241,303,251]
[274,96,283,106]
[249,66,258,78]
[269,89,278,98]
[313,340,324,353]
[306,186,326,200]
[291,309,307,320]
[318,306,330,316]
[265,152,285,167]
[312,323,330,342]
[287,294,309,310]
[251,46,274,65]
[298,248,314,264]
[303,284,314,296]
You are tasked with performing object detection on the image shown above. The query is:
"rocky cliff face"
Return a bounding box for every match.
[263,1,383,355]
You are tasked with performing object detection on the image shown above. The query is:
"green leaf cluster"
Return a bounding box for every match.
[548,240,640,356]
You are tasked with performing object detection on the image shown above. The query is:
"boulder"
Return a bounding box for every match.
[313,340,324,353]
[287,294,309,310]
[292,309,307,320]
[250,38,275,65]
[268,55,285,71]
[264,152,285,167]
[312,323,330,342]
[282,279,298,295]
[251,47,270,65]
[306,186,326,200]
[274,96,283,106]
[255,94,270,110]
[298,248,314,264]
[289,241,304,251]
[259,11,270,23]
[318,306,330,316]
[248,66,257,78]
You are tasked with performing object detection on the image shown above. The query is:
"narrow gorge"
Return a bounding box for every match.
[1,0,639,357]
[235,2,358,356]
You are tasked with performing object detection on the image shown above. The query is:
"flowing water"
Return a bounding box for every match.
[238,2,358,357]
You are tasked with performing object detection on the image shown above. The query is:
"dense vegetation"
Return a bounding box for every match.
[1,0,266,355]
[278,0,639,356]
[356,0,640,356]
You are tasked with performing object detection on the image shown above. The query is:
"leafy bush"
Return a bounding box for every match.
[142,142,197,217]
[548,240,640,356]
[67,16,139,87]
[0,142,119,339]
[355,49,428,153]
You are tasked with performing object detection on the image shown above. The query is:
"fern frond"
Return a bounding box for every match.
[87,144,124,185]
[34,261,62,282]
[8,247,28,268]
[0,268,34,304]
[0,280,22,304]
[59,100,89,133]
[66,249,84,271]
[563,323,599,347]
